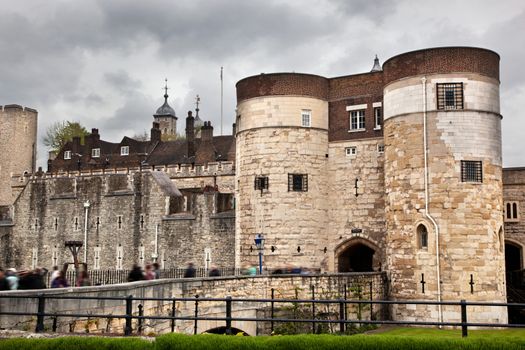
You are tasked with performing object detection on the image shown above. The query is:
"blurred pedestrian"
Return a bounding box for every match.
[153,262,160,279]
[0,269,9,291]
[50,265,60,286]
[144,264,155,280]
[209,265,221,277]
[5,268,18,290]
[183,262,196,278]
[76,270,92,287]
[127,264,145,282]
[51,271,69,288]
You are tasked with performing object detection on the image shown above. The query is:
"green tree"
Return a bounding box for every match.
[43,121,89,152]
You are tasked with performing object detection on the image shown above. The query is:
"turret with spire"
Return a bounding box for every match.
[371,55,382,72]
[153,79,178,139]
[194,94,204,138]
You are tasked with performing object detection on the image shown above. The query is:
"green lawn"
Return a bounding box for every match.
[372,326,525,339]
[0,329,524,350]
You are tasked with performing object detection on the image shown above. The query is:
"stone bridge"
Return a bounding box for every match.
[0,272,386,336]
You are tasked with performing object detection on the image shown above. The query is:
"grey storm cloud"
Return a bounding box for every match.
[0,0,523,168]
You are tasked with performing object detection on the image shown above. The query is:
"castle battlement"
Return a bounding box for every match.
[10,161,236,185]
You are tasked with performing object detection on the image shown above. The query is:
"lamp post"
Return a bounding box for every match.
[83,200,90,264]
[254,233,265,275]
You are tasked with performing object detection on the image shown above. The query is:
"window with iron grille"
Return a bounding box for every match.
[437,83,463,110]
[288,173,308,192]
[254,176,269,191]
[374,107,382,129]
[461,160,482,183]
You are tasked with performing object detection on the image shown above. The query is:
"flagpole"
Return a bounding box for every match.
[220,66,223,136]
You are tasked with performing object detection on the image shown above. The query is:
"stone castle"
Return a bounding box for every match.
[0,46,524,324]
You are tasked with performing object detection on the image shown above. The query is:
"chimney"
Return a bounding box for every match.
[86,128,100,150]
[201,121,213,142]
[151,122,161,143]
[72,136,81,154]
[47,159,53,173]
[186,111,195,159]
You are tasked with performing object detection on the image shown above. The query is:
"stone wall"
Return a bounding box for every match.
[0,170,235,271]
[383,70,506,324]
[0,273,386,336]
[0,105,37,206]
[503,168,525,258]
[327,138,386,272]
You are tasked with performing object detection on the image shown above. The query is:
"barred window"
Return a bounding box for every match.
[288,173,308,192]
[374,107,382,129]
[91,148,100,158]
[254,176,269,191]
[437,83,463,110]
[461,160,482,183]
[64,150,71,160]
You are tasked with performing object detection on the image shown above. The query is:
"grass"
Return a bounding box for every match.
[0,328,524,350]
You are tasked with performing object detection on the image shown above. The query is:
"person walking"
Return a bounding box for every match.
[183,262,196,278]
[51,271,69,288]
[127,264,145,282]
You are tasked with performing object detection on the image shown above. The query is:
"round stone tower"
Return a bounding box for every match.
[382,47,506,323]
[235,73,330,271]
[0,104,38,206]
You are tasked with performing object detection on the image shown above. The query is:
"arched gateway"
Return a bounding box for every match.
[335,238,381,272]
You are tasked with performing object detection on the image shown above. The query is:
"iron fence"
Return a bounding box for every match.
[44,267,244,287]
[0,292,524,337]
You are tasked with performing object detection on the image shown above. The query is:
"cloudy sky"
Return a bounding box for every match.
[1,0,524,168]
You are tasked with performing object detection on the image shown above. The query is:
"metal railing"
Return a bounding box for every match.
[0,292,524,337]
[44,267,245,287]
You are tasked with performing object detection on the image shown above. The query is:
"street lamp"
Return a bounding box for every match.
[254,233,265,275]
[83,200,90,264]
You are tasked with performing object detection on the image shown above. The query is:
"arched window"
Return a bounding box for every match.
[417,224,428,249]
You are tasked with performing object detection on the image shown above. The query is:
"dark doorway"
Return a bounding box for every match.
[506,242,522,273]
[338,243,375,272]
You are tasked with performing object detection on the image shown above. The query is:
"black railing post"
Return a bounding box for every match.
[225,296,232,335]
[170,298,176,332]
[35,294,46,333]
[137,304,143,335]
[52,314,57,332]
[124,295,133,336]
[270,288,275,333]
[339,299,345,334]
[194,294,199,335]
[343,284,348,325]
[311,284,316,334]
[369,281,374,320]
[460,299,468,337]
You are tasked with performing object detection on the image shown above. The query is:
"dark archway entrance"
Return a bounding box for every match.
[506,242,522,272]
[338,243,375,272]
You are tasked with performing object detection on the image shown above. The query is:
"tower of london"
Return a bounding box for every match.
[0,46,524,324]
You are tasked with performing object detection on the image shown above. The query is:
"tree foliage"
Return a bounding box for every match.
[43,121,89,152]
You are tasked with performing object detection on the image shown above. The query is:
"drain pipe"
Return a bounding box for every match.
[421,77,443,325]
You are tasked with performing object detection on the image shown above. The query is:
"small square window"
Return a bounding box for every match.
[349,110,365,131]
[254,176,269,191]
[64,150,71,160]
[437,83,464,110]
[121,146,129,156]
[345,147,357,156]
[377,144,385,153]
[288,173,308,192]
[461,160,482,183]
[301,110,311,127]
[92,148,100,158]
